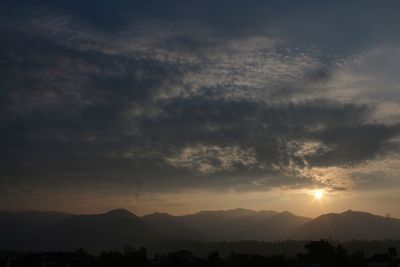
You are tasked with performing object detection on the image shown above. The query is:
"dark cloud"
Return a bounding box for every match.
[1,0,400,202]
[5,0,400,54]
[309,124,400,166]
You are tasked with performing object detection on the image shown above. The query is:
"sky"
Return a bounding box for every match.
[1,0,400,218]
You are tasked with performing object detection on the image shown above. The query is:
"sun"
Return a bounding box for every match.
[313,190,324,200]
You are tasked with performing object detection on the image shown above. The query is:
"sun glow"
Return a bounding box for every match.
[313,190,324,200]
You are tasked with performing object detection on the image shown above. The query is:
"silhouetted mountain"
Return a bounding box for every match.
[1,209,400,251]
[177,208,279,240]
[38,209,162,251]
[142,212,205,240]
[235,211,311,241]
[0,211,72,250]
[290,210,400,240]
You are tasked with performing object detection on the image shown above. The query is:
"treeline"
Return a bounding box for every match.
[148,239,400,258]
[0,240,398,267]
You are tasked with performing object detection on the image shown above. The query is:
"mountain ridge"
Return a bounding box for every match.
[1,209,399,252]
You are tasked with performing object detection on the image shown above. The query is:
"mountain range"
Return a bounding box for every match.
[1,209,399,251]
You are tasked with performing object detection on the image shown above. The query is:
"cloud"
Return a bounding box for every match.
[1,0,400,206]
[165,145,257,174]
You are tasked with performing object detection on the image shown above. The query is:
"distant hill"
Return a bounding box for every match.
[1,209,400,251]
[142,212,205,240]
[0,211,72,250]
[290,210,400,241]
[289,210,400,240]
[38,209,161,251]
[234,211,311,241]
[177,208,280,240]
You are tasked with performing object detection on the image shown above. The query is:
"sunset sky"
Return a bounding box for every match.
[1,0,400,218]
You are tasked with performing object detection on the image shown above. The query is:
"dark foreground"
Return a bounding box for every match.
[1,240,399,267]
